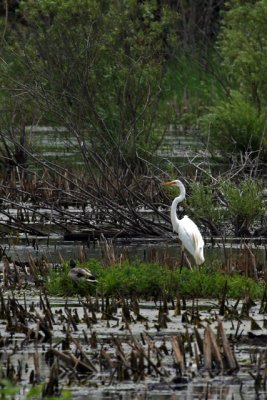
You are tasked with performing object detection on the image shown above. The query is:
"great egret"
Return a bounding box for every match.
[162,179,205,266]
[68,259,97,283]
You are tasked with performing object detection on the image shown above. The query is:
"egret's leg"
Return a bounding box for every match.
[180,244,192,271]
[179,244,185,273]
[184,252,192,271]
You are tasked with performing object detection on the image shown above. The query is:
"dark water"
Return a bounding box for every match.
[0,235,266,269]
[0,233,266,400]
[1,293,266,400]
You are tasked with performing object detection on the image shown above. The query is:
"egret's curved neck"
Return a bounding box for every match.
[171,181,186,227]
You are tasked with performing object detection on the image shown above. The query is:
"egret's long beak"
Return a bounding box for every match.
[161,180,176,187]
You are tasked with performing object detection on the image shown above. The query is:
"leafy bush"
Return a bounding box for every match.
[186,181,226,236]
[1,0,178,167]
[186,178,265,236]
[221,179,265,236]
[219,0,267,111]
[201,91,266,159]
[206,0,267,162]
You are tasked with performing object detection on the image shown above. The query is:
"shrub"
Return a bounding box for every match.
[201,91,266,159]
[221,179,265,236]
[219,0,267,111]
[1,0,179,167]
[186,181,226,236]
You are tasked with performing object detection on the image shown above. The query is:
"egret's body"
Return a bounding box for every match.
[162,179,205,266]
[68,259,97,283]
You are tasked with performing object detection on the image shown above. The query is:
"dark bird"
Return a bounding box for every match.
[68,259,97,283]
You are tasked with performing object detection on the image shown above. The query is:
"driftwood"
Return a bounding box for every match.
[203,321,238,372]
[217,319,239,371]
[204,324,223,370]
[71,336,98,372]
[48,348,96,374]
[171,336,185,372]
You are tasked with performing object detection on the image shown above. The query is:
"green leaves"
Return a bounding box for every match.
[201,91,266,159]
[219,0,267,109]
[47,260,264,300]
[184,178,264,237]
[198,0,267,162]
[187,181,225,223]
[222,179,265,236]
[98,261,170,298]
[2,0,178,166]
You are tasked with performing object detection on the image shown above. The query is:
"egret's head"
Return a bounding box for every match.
[161,179,179,187]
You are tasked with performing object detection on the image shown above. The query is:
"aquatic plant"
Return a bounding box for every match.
[46,260,264,300]
[0,380,71,400]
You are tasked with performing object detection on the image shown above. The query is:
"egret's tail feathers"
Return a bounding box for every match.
[190,233,204,265]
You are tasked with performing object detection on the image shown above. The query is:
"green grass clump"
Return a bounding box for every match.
[99,261,172,298]
[46,260,264,300]
[176,267,263,299]
[0,379,71,400]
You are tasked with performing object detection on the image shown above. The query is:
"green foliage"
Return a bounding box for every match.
[99,261,171,298]
[37,386,71,400]
[176,266,263,299]
[219,0,267,110]
[163,53,224,125]
[0,380,71,400]
[199,0,267,162]
[201,91,266,158]
[1,0,179,166]
[46,260,264,300]
[184,178,264,236]
[221,179,265,235]
[0,380,20,399]
[186,181,226,235]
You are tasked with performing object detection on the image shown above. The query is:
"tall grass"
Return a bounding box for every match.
[162,52,226,124]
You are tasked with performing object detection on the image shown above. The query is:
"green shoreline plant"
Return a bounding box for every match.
[46,259,264,300]
[0,380,71,400]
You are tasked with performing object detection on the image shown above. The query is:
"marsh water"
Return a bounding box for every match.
[0,235,266,399]
[1,230,266,264]
[1,290,267,400]
[0,126,266,399]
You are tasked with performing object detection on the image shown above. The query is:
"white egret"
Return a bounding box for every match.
[162,179,205,266]
[68,259,97,283]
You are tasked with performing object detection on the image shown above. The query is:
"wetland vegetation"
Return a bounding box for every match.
[0,0,265,240]
[0,0,266,399]
[47,260,264,300]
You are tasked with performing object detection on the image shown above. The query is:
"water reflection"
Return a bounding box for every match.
[70,379,259,400]
[0,237,265,268]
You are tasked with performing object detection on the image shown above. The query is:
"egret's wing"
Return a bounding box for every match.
[178,216,204,264]
[191,229,203,249]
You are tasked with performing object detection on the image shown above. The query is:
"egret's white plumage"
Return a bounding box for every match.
[162,179,205,266]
